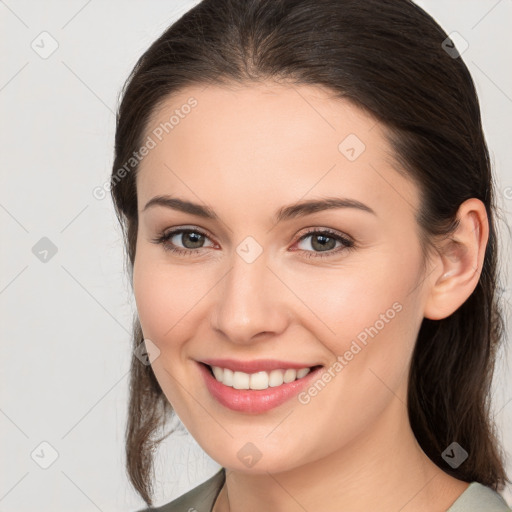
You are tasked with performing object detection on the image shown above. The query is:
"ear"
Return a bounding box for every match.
[423,198,489,321]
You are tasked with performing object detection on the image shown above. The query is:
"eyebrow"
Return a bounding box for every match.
[141,195,377,222]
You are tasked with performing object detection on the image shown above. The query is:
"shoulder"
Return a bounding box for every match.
[447,482,511,512]
[134,468,226,512]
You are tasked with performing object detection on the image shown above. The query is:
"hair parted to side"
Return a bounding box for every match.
[110,0,509,505]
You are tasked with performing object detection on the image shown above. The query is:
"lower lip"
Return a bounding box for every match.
[197,362,323,413]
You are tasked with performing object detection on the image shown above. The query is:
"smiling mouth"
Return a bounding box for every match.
[201,363,323,390]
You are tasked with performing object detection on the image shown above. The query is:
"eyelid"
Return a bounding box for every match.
[163,225,213,239]
[295,226,352,241]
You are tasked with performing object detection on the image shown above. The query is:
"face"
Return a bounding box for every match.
[133,82,433,473]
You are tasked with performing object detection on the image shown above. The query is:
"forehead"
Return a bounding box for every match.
[144,81,379,156]
[136,82,419,222]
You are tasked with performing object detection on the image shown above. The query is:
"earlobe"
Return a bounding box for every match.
[423,198,489,321]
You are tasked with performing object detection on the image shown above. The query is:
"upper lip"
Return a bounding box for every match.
[199,358,322,373]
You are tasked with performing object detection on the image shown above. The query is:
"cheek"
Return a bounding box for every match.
[132,250,215,347]
[133,249,184,342]
[132,254,202,411]
[133,263,170,340]
[287,247,423,377]
[289,264,412,340]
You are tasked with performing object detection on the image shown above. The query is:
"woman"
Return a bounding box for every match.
[110,0,511,510]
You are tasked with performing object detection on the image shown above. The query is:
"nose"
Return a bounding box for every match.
[210,248,290,345]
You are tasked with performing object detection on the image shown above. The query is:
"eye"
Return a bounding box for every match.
[151,227,215,256]
[151,226,355,259]
[294,228,355,258]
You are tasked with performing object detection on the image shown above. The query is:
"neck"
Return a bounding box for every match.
[213,382,468,512]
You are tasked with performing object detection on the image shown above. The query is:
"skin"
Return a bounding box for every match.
[132,81,488,512]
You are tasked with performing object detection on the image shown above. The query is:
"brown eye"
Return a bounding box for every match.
[173,230,207,249]
[152,227,215,255]
[303,233,338,252]
[295,229,355,258]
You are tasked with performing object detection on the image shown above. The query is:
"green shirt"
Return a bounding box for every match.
[137,468,512,511]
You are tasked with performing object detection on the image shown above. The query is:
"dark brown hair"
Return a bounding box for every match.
[110,0,510,505]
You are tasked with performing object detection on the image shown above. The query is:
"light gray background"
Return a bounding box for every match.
[1,1,511,510]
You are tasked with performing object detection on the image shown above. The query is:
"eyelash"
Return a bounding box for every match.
[151,227,355,259]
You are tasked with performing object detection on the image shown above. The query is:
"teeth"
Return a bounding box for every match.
[209,365,312,390]
[297,368,310,379]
